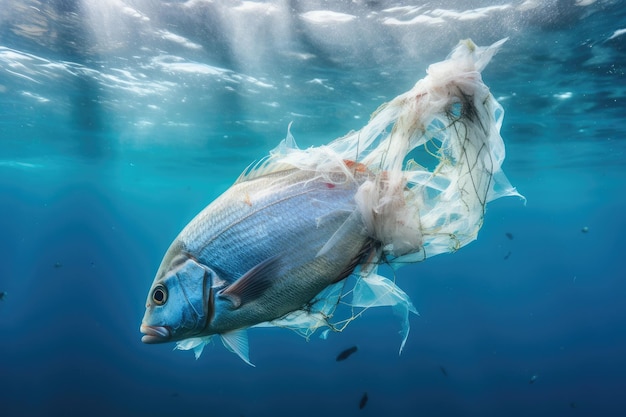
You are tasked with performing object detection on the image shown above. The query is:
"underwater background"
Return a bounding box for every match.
[1,1,625,416]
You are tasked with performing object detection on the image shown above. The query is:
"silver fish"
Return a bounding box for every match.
[141,167,375,363]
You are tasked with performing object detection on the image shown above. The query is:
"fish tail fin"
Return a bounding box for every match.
[342,38,523,259]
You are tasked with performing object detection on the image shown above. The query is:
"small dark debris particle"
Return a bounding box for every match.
[570,402,577,409]
[359,392,368,410]
[439,365,448,376]
[336,345,358,361]
[0,291,6,301]
[53,262,63,268]
[504,251,511,260]
[505,232,514,240]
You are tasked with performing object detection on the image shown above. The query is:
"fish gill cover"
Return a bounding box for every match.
[141,38,522,364]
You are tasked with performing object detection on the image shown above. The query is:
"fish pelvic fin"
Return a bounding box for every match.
[220,329,255,367]
[175,336,213,359]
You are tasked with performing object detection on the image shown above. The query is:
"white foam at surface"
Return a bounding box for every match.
[300,10,357,24]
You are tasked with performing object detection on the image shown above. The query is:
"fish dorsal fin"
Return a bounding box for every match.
[220,329,255,367]
[235,157,268,184]
[234,158,297,184]
[218,256,281,309]
[234,126,300,184]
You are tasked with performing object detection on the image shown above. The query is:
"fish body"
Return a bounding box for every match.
[141,166,373,346]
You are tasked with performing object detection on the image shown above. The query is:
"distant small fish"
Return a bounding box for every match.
[439,365,448,376]
[53,262,63,269]
[503,251,511,260]
[505,232,514,240]
[336,345,358,361]
[359,392,368,410]
[529,374,538,384]
[0,291,6,301]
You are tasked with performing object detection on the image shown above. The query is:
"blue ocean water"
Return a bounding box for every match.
[1,1,625,416]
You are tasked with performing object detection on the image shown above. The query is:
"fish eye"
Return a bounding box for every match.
[152,285,168,306]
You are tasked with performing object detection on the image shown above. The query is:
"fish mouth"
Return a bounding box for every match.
[140,324,171,344]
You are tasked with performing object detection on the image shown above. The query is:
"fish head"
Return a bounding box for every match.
[140,245,214,344]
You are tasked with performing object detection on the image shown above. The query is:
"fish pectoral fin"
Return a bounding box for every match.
[218,255,281,309]
[220,329,255,367]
